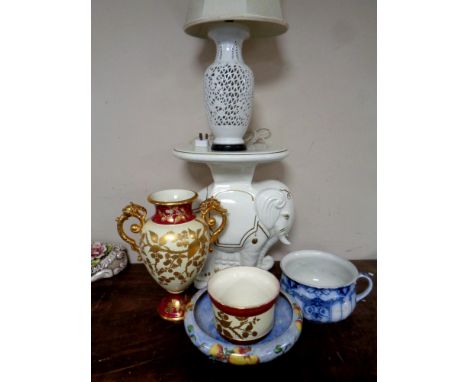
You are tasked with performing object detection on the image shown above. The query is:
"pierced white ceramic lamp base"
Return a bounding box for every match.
[204,23,254,151]
[173,144,294,289]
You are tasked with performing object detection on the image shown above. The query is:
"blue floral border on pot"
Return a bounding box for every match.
[280,275,356,323]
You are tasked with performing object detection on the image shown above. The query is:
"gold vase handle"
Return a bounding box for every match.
[199,197,227,252]
[115,202,147,256]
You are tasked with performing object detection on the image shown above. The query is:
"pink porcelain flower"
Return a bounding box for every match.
[91,242,107,259]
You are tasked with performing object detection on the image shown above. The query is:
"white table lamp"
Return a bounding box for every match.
[184,0,288,151]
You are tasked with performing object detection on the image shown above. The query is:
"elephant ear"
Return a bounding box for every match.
[255,188,288,232]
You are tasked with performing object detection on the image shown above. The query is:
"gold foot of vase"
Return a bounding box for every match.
[157,293,189,322]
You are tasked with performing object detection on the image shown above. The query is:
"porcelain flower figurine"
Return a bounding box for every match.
[91,241,128,282]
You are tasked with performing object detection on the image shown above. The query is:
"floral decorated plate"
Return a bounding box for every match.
[184,288,303,365]
[91,241,128,282]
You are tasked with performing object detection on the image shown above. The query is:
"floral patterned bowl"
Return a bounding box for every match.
[184,288,303,365]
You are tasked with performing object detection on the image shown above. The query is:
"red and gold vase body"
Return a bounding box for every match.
[116,189,227,321]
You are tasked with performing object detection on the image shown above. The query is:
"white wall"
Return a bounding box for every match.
[92,0,376,262]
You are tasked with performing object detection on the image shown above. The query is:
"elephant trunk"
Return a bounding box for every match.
[254,235,278,268]
[279,234,291,245]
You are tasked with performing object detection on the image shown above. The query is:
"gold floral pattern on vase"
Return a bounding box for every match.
[116,190,227,321]
[140,221,208,292]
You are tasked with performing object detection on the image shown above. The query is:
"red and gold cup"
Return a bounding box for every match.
[208,266,280,344]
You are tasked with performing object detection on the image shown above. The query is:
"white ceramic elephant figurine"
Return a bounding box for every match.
[193,180,294,289]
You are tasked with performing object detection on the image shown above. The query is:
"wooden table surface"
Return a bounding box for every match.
[92,261,376,381]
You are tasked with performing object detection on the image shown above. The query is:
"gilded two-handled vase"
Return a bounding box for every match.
[116,189,227,321]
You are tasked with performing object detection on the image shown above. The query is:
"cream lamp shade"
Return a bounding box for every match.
[184,0,288,38]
